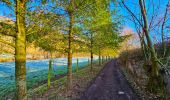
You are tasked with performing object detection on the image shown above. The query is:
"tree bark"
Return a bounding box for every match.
[137,31,148,61]
[90,32,93,71]
[67,0,74,89]
[15,0,27,99]
[90,50,93,70]
[48,59,52,89]
[139,0,159,75]
[76,58,79,72]
[99,47,101,65]
[88,58,90,66]
[102,56,104,63]
[161,0,169,57]
[139,0,165,93]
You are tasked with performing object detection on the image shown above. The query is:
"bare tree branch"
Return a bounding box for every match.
[120,0,143,27]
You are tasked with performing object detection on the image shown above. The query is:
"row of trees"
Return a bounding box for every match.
[0,0,122,99]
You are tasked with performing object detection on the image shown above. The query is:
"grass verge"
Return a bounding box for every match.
[28,60,109,99]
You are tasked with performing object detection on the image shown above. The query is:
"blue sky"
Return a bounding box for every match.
[117,0,169,43]
[0,3,14,18]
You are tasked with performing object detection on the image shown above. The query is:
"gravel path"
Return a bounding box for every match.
[80,59,141,100]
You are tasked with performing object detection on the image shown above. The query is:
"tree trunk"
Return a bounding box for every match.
[90,50,93,71]
[139,0,158,75]
[67,0,74,89]
[138,31,150,61]
[15,0,27,100]
[102,56,104,63]
[88,58,90,66]
[161,0,169,57]
[99,47,101,65]
[76,58,79,72]
[139,0,165,93]
[90,32,93,71]
[48,59,52,88]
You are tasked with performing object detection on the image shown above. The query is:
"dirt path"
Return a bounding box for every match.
[80,59,141,100]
